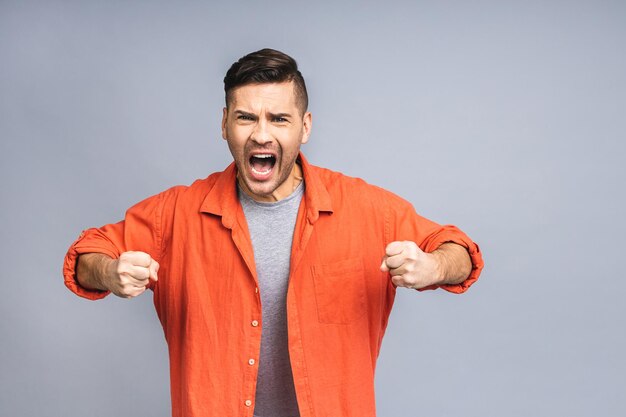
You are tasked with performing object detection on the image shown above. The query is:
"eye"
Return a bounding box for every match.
[237,115,254,121]
[273,117,288,123]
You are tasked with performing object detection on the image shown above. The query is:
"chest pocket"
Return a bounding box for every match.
[311,257,366,324]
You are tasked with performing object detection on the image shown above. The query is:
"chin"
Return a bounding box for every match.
[242,178,278,199]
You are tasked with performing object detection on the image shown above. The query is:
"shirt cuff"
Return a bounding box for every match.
[63,230,116,300]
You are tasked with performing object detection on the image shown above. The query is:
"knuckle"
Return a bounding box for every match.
[116,264,128,275]
[391,275,405,286]
[122,286,140,298]
[119,252,133,262]
[137,251,150,262]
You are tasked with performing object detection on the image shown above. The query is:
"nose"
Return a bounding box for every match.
[250,119,272,145]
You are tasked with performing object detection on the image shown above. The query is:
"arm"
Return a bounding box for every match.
[77,252,159,298]
[381,241,471,289]
[381,189,483,293]
[63,187,177,300]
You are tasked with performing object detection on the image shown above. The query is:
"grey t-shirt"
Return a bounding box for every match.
[239,182,304,417]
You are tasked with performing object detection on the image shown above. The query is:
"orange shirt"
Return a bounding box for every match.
[63,153,483,417]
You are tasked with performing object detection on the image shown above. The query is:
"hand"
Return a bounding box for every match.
[380,241,442,289]
[106,251,159,298]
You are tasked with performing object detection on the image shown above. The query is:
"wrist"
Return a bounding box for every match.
[430,249,448,285]
[98,256,117,291]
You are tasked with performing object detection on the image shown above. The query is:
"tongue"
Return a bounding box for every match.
[251,157,273,172]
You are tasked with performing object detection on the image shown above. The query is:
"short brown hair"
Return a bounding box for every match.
[224,48,308,114]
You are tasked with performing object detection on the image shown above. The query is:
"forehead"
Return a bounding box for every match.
[229,82,298,112]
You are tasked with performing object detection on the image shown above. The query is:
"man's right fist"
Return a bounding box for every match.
[107,251,159,298]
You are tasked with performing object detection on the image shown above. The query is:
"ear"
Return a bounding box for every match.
[221,107,228,140]
[300,111,312,145]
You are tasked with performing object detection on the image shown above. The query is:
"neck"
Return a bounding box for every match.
[238,162,304,203]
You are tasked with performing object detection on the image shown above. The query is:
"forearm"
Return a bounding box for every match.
[432,242,472,285]
[76,253,115,291]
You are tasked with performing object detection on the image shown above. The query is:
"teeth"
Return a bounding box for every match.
[252,154,273,158]
[251,166,272,174]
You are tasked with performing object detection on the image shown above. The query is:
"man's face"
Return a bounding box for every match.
[221,81,312,202]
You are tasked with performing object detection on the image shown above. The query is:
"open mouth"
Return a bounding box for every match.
[249,154,277,178]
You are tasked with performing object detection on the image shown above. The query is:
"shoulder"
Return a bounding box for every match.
[131,169,225,211]
[309,164,414,212]
[184,170,222,196]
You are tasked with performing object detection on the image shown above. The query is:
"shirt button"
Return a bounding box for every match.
[248,358,255,365]
[251,320,259,327]
[245,400,252,407]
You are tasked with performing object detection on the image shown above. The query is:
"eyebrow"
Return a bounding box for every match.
[234,110,256,118]
[233,110,292,119]
[268,112,292,119]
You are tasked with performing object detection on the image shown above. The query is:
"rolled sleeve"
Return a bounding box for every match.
[62,226,123,300]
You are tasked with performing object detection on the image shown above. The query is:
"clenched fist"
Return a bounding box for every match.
[108,251,159,298]
[380,241,443,289]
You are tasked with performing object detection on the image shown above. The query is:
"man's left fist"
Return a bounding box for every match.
[380,241,443,289]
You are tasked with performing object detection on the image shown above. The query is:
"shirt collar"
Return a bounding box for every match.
[200,152,333,227]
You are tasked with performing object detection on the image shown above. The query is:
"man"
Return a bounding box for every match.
[64,48,484,417]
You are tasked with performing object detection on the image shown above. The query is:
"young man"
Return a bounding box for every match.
[64,48,484,417]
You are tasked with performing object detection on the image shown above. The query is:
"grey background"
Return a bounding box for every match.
[1,1,625,416]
